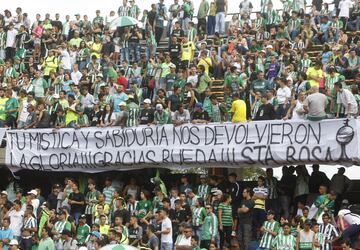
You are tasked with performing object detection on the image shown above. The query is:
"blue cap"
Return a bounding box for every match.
[90,231,101,239]
[195,103,203,109]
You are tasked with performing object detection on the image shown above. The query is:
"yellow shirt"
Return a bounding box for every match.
[0,97,9,121]
[90,42,102,59]
[100,225,110,235]
[181,42,195,61]
[230,99,247,123]
[306,67,324,87]
[197,57,212,75]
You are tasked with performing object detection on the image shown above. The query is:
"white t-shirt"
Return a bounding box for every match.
[161,217,173,243]
[336,89,358,115]
[71,71,83,85]
[31,198,40,217]
[9,209,24,236]
[6,29,18,48]
[60,50,72,71]
[339,0,353,18]
[338,209,360,225]
[177,235,191,246]
[276,86,291,104]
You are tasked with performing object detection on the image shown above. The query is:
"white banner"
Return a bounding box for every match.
[5,119,360,172]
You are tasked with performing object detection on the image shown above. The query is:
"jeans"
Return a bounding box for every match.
[252,208,266,239]
[207,16,216,35]
[129,42,141,63]
[182,17,191,35]
[279,195,291,220]
[71,211,82,224]
[192,225,202,245]
[20,237,32,250]
[146,45,157,60]
[155,27,164,44]
[220,226,232,249]
[342,224,360,244]
[347,16,360,31]
[215,12,225,34]
[238,223,252,250]
[121,47,129,63]
[161,242,173,250]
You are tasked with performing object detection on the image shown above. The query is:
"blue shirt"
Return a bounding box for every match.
[0,228,14,250]
[113,92,128,112]
[320,21,331,32]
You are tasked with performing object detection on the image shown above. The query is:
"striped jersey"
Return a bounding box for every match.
[85,190,101,215]
[265,177,278,199]
[103,186,116,205]
[201,213,218,240]
[300,59,312,72]
[23,216,37,230]
[313,232,325,250]
[54,220,71,234]
[192,207,207,226]
[253,186,268,209]
[271,233,296,250]
[259,220,280,248]
[218,203,232,226]
[319,223,339,250]
[197,184,210,201]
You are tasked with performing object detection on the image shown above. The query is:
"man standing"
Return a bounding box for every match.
[197,0,209,33]
[103,178,116,205]
[303,86,328,121]
[5,23,17,60]
[330,167,352,214]
[265,169,279,216]
[157,209,173,250]
[238,188,254,250]
[200,205,218,249]
[334,81,358,118]
[38,227,55,250]
[68,182,85,224]
[128,216,143,247]
[5,200,24,241]
[215,0,228,35]
[319,213,340,250]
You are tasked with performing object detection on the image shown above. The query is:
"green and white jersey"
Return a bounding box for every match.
[300,59,312,72]
[197,184,210,201]
[265,9,278,25]
[313,232,325,250]
[201,213,218,240]
[192,207,206,226]
[54,220,71,234]
[126,102,140,127]
[272,233,296,250]
[261,0,271,13]
[282,0,293,13]
[218,202,232,227]
[288,18,301,30]
[259,220,280,248]
[85,190,101,215]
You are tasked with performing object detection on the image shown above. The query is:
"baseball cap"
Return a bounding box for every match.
[27,189,38,196]
[90,231,101,239]
[9,239,18,246]
[1,191,8,196]
[304,219,312,225]
[195,103,203,109]
[266,45,273,49]
[53,94,60,99]
[128,94,134,99]
[267,210,275,215]
[156,104,163,110]
[184,188,193,193]
[80,214,86,219]
[200,174,207,179]
[119,102,126,107]
[144,98,151,104]
[213,190,223,196]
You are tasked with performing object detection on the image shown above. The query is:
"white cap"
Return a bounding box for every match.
[9,239,18,245]
[156,104,163,110]
[53,94,60,99]
[266,45,273,49]
[144,99,151,104]
[1,190,8,196]
[213,190,223,196]
[27,189,38,196]
[119,102,126,107]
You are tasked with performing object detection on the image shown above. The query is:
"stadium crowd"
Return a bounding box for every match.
[0,166,358,250]
[0,0,357,129]
[0,0,358,249]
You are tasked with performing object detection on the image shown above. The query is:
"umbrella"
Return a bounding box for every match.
[100,244,139,250]
[109,16,139,30]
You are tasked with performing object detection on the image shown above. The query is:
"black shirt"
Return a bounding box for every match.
[309,171,330,193]
[254,103,276,121]
[169,43,181,60]
[191,110,210,121]
[238,199,254,225]
[148,10,156,27]
[139,108,155,125]
[168,94,181,112]
[47,193,58,210]
[68,192,85,214]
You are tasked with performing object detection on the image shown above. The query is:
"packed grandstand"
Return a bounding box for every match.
[0,0,359,249]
